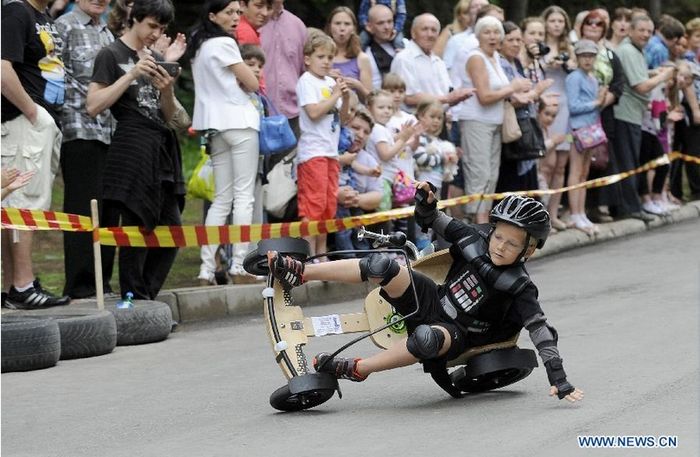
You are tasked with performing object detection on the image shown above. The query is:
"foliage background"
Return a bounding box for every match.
[170,0,700,36]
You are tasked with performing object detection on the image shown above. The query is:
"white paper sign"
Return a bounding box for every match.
[311,315,343,337]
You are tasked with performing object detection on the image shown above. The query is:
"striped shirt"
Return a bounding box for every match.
[55,7,115,144]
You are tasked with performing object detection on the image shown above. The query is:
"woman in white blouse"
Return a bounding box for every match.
[189,0,260,284]
[454,16,531,223]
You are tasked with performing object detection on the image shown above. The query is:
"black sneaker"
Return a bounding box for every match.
[4,282,71,310]
[313,352,366,382]
[267,251,305,289]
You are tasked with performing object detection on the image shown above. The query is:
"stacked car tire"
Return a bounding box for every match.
[1,300,173,372]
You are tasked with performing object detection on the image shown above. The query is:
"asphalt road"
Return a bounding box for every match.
[2,220,699,457]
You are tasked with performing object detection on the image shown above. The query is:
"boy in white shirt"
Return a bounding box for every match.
[296,32,352,257]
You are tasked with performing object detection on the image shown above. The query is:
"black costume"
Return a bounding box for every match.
[382,195,576,398]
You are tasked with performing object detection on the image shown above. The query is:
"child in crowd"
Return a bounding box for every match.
[383,73,418,187]
[338,91,382,186]
[382,73,420,235]
[265,185,584,405]
[639,66,685,216]
[537,99,567,217]
[412,100,459,192]
[357,0,406,50]
[365,89,420,212]
[240,44,267,226]
[565,39,608,235]
[296,32,352,257]
[335,108,384,254]
[411,99,458,249]
[670,60,700,203]
[382,73,418,187]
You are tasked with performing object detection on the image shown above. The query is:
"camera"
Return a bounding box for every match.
[537,41,551,56]
[528,41,551,58]
[556,51,570,63]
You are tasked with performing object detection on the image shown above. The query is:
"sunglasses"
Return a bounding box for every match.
[585,21,603,27]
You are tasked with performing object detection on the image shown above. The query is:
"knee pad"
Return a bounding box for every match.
[359,253,400,286]
[406,325,445,360]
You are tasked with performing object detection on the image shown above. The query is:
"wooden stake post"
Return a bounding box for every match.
[90,199,104,310]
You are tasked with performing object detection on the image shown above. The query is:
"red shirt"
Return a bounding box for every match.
[236,15,266,92]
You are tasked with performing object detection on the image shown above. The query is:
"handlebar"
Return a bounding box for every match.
[357,227,420,260]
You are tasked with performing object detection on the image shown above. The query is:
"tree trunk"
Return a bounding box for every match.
[502,0,529,26]
[649,0,662,21]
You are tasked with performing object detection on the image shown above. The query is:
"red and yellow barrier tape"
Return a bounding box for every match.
[1,208,92,232]
[2,152,699,247]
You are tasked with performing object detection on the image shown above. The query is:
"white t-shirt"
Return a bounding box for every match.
[386,110,417,180]
[354,149,383,194]
[191,37,260,131]
[366,123,404,183]
[296,71,342,164]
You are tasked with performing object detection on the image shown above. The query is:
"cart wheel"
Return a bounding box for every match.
[243,238,310,276]
[450,347,537,394]
[269,373,338,412]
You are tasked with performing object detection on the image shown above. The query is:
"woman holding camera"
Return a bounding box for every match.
[496,21,553,194]
[453,16,532,224]
[188,0,261,285]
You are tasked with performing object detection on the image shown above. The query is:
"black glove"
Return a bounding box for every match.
[414,182,438,233]
[545,357,575,399]
[554,380,575,399]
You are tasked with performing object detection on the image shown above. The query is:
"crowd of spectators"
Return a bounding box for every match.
[2,0,700,305]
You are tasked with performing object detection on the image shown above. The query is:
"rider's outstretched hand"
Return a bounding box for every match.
[415,181,437,205]
[414,181,438,233]
[550,385,584,403]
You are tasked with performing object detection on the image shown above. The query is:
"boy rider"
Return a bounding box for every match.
[267,182,584,403]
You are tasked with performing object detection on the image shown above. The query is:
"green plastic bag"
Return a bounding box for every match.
[187,146,215,202]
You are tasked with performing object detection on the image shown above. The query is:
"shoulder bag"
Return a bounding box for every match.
[259,96,297,156]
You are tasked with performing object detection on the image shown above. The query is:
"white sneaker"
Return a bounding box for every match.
[642,200,668,216]
[197,271,216,286]
[659,198,680,212]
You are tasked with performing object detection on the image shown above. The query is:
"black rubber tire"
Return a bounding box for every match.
[14,309,117,360]
[106,300,173,346]
[1,316,61,372]
[269,384,336,412]
[451,348,538,394]
[243,237,310,276]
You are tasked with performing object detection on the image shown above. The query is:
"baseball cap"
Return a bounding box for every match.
[574,39,598,55]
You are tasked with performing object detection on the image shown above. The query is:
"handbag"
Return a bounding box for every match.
[187,146,215,201]
[392,170,416,206]
[501,116,546,161]
[588,143,609,171]
[501,101,522,143]
[263,151,297,218]
[572,120,607,152]
[259,96,297,156]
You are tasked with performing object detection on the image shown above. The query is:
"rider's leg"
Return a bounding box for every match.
[304,257,411,298]
[355,325,453,377]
